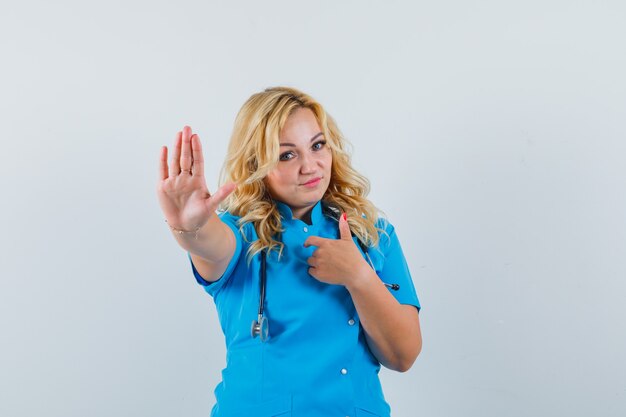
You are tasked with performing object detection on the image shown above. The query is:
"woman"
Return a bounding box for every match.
[156,86,422,417]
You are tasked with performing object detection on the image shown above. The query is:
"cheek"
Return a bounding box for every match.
[322,153,332,170]
[268,167,293,187]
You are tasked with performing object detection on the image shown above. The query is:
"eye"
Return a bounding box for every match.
[279,140,326,161]
[279,151,294,161]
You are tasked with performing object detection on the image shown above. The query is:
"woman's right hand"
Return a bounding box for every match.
[156,126,236,232]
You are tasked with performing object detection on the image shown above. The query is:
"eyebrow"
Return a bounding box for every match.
[279,132,324,147]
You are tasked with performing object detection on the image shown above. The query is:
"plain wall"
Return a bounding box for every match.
[1,1,624,416]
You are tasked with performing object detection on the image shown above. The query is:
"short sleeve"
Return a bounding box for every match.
[377,220,421,313]
[187,211,244,298]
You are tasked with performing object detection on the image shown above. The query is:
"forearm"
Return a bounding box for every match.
[345,270,422,372]
[169,214,234,263]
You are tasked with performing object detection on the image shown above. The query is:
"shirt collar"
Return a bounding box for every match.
[275,200,324,225]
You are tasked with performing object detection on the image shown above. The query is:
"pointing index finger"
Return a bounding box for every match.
[303,236,327,248]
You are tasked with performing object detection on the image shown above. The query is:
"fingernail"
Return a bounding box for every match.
[342,213,347,221]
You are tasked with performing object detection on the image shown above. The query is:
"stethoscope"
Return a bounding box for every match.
[251,207,400,342]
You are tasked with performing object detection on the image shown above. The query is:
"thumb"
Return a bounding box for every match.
[205,182,237,213]
[338,212,352,240]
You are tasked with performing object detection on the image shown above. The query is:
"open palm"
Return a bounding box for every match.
[156,125,236,231]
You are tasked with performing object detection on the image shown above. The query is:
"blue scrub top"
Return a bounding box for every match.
[188,200,421,417]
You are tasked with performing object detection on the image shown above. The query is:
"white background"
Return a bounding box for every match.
[1,1,624,416]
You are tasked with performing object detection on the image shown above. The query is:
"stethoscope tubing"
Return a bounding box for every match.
[251,215,400,341]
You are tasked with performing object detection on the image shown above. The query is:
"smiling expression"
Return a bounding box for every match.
[264,107,332,221]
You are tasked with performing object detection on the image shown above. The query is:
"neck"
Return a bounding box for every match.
[291,206,314,225]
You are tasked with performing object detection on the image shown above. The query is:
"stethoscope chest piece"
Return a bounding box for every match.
[251,315,269,342]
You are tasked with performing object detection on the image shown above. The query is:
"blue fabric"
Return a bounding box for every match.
[187,200,421,417]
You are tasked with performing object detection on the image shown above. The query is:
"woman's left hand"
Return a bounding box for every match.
[303,213,373,287]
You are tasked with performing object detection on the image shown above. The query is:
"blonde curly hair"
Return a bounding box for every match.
[218,86,388,264]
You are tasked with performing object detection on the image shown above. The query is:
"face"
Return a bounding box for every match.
[265,107,332,220]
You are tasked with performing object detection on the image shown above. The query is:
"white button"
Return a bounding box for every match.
[348,319,355,326]
[340,368,348,375]
[303,226,308,232]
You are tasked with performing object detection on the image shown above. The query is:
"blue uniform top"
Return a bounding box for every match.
[188,200,421,417]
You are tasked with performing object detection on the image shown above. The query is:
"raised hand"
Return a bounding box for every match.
[156,125,236,232]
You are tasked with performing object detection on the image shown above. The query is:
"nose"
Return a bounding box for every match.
[299,153,317,174]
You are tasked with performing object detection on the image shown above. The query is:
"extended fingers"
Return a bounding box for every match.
[159,145,169,180]
[180,126,193,172]
[191,133,204,177]
[168,130,183,177]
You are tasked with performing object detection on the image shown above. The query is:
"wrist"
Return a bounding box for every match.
[165,219,202,240]
[345,266,377,293]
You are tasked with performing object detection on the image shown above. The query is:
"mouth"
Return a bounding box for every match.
[302,177,322,187]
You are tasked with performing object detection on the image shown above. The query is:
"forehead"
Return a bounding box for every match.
[279,107,322,144]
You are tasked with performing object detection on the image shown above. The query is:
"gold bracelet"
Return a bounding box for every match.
[164,219,201,240]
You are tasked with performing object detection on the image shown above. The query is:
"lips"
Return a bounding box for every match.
[303,177,321,185]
